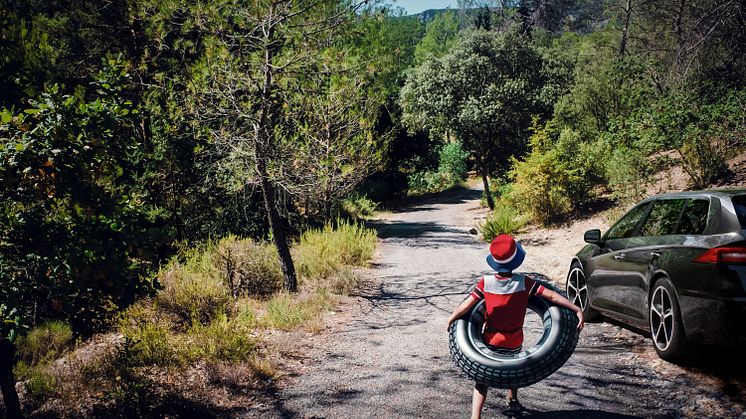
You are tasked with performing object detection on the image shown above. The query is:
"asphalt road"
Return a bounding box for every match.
[267,185,745,418]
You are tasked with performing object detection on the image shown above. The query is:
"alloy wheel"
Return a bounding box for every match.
[566,267,588,311]
[650,285,674,351]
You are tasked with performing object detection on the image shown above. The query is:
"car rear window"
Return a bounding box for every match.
[675,199,709,235]
[732,195,746,229]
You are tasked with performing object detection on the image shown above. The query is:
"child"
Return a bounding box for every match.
[446,234,584,418]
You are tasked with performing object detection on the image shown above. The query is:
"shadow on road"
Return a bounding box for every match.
[383,185,484,211]
[512,410,640,418]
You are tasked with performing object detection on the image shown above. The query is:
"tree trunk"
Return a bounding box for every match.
[260,177,298,292]
[619,0,632,56]
[477,155,494,210]
[0,340,21,419]
[254,3,297,293]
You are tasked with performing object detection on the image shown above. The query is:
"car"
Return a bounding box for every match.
[566,190,746,362]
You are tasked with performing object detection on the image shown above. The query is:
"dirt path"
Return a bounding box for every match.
[265,185,745,418]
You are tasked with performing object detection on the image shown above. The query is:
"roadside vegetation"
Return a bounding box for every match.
[1,0,744,416]
[10,223,376,415]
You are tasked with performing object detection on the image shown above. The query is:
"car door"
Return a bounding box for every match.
[622,198,690,321]
[589,201,652,316]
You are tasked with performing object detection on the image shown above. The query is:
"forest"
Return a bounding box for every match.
[0,0,744,416]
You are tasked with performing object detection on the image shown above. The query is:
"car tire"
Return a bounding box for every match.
[649,277,691,362]
[448,281,579,389]
[566,261,602,322]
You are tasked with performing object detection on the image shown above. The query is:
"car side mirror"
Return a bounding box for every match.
[584,229,602,244]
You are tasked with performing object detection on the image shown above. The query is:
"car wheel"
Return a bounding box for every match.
[566,262,601,322]
[448,281,579,389]
[649,278,691,362]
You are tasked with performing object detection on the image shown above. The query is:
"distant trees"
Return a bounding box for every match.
[401,27,553,208]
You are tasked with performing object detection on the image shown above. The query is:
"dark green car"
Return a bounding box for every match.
[567,190,746,362]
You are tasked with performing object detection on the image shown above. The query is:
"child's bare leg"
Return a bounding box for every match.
[507,387,518,401]
[472,383,488,419]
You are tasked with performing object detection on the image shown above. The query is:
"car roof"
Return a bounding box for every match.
[645,189,746,200]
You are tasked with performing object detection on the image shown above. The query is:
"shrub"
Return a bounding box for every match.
[507,125,607,224]
[605,146,654,203]
[155,241,232,323]
[508,149,574,224]
[213,236,283,298]
[16,321,73,365]
[260,291,335,331]
[24,368,57,399]
[182,312,257,363]
[339,194,379,220]
[119,315,176,367]
[157,260,230,324]
[479,206,529,242]
[407,141,469,196]
[296,219,376,283]
[437,141,469,181]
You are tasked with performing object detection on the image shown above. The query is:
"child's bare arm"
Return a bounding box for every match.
[538,288,585,331]
[446,295,479,331]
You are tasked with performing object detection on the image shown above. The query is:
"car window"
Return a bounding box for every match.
[675,199,709,235]
[732,195,746,230]
[606,202,650,240]
[640,199,687,236]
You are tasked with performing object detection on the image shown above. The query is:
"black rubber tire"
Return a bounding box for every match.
[566,261,602,322]
[649,277,692,363]
[448,281,579,389]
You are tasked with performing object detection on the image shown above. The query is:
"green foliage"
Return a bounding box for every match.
[156,249,231,324]
[118,304,256,366]
[0,58,156,335]
[16,321,73,366]
[438,141,470,181]
[296,219,377,284]
[24,368,57,399]
[507,121,607,223]
[213,237,283,298]
[414,10,460,64]
[480,206,530,242]
[260,291,335,331]
[407,141,469,195]
[339,194,380,220]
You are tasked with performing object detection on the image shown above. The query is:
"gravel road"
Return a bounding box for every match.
[266,185,746,418]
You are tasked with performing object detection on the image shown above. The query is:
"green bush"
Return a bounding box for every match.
[213,236,283,298]
[156,257,230,324]
[296,219,377,284]
[260,291,335,331]
[437,141,469,181]
[605,145,654,203]
[507,124,607,223]
[479,206,529,242]
[182,312,257,363]
[24,368,57,399]
[339,194,379,220]
[407,141,469,196]
[16,321,73,366]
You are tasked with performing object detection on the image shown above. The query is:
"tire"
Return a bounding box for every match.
[566,261,602,322]
[448,281,580,389]
[649,277,691,362]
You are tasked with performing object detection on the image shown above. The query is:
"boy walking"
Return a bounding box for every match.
[446,234,584,418]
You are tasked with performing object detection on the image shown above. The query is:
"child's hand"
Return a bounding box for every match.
[576,310,585,331]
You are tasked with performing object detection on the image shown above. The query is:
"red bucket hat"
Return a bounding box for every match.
[486,234,526,273]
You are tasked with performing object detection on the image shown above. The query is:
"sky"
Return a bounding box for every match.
[390,0,459,15]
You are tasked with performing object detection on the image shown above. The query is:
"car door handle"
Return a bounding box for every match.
[650,251,662,258]
[614,253,626,260]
